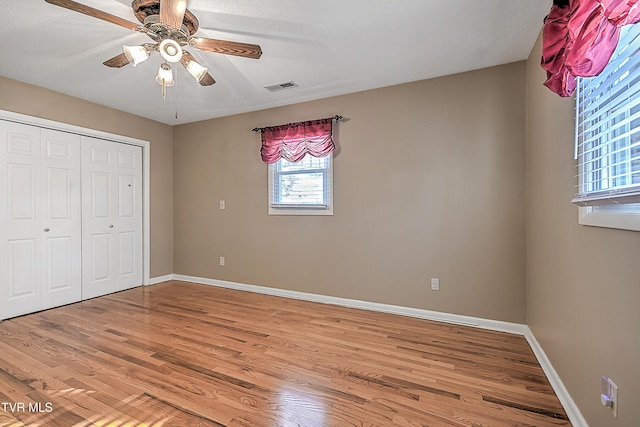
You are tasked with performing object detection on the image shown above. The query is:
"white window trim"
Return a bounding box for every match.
[578,204,640,231]
[573,24,640,232]
[267,154,334,216]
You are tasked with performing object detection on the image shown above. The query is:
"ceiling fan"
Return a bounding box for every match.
[44,0,263,87]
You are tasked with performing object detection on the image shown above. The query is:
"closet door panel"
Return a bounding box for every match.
[82,139,116,299]
[0,123,81,319]
[91,172,111,219]
[47,236,73,289]
[8,238,38,297]
[8,163,37,220]
[118,231,136,275]
[82,137,142,298]
[118,174,134,218]
[90,233,111,279]
[40,129,81,309]
[6,128,38,156]
[0,123,42,319]
[114,144,142,291]
[47,168,72,219]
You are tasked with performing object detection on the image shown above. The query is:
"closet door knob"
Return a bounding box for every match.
[109,224,114,228]
[43,228,50,232]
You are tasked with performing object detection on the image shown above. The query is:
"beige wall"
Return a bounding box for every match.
[174,62,527,323]
[0,76,174,278]
[526,34,640,425]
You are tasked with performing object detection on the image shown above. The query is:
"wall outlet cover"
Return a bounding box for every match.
[601,376,618,418]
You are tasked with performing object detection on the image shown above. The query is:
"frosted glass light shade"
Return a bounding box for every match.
[155,63,175,87]
[123,45,149,67]
[185,60,208,82]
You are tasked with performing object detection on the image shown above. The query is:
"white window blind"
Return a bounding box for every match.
[268,154,333,215]
[574,24,640,206]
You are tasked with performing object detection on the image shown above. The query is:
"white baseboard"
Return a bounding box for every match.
[524,327,588,427]
[148,274,174,285]
[158,274,587,426]
[171,274,527,334]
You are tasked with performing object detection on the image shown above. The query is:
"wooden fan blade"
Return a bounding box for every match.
[179,50,197,64]
[45,0,141,31]
[103,53,130,68]
[180,51,216,86]
[198,72,216,87]
[191,37,262,59]
[160,0,187,30]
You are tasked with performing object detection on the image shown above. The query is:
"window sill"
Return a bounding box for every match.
[578,204,640,232]
[268,205,333,216]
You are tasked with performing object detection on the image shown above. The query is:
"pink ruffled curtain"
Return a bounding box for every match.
[541,0,640,97]
[260,117,335,164]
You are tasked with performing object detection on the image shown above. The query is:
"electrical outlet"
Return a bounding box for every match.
[431,277,440,291]
[601,376,618,418]
[219,200,225,210]
[219,256,225,266]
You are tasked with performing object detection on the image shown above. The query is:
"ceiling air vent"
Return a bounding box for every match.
[264,81,298,92]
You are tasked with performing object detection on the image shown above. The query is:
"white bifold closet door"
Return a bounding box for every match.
[0,122,82,319]
[81,136,142,299]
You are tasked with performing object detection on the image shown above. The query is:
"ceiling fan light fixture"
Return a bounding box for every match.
[185,60,208,82]
[123,44,150,67]
[159,39,183,63]
[155,63,175,87]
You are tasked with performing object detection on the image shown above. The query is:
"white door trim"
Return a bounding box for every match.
[0,110,151,288]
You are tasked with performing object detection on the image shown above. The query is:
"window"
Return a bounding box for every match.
[258,116,338,216]
[268,154,333,215]
[574,24,640,231]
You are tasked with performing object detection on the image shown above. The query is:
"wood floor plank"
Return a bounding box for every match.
[0,281,570,426]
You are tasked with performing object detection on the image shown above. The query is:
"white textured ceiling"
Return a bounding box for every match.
[0,0,552,125]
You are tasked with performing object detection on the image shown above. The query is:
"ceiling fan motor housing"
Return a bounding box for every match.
[132,0,199,34]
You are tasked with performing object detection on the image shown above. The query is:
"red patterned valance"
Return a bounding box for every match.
[541,0,640,97]
[256,116,340,164]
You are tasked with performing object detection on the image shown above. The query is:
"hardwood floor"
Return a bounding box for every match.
[0,281,570,426]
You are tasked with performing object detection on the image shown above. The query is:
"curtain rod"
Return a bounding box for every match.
[252,115,344,133]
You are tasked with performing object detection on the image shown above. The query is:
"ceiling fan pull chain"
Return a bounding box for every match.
[175,66,179,119]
